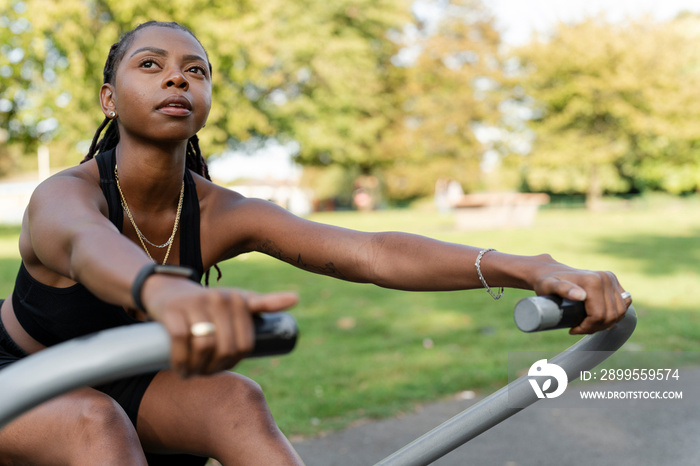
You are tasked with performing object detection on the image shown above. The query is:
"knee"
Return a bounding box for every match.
[71,394,138,446]
[205,374,294,458]
[211,373,275,424]
[238,376,267,407]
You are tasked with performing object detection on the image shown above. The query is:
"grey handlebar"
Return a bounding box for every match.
[0,298,636,466]
[0,312,297,429]
[376,301,637,466]
[514,296,588,332]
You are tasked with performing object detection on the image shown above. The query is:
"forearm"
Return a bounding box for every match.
[365,231,624,334]
[364,232,538,292]
[65,224,153,307]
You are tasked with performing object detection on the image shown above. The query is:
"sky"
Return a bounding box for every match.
[208,138,303,183]
[489,0,700,46]
[210,0,700,182]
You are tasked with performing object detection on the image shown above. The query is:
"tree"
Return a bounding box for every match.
[378,0,508,201]
[1,0,411,172]
[515,15,700,207]
[0,0,67,174]
[3,0,516,206]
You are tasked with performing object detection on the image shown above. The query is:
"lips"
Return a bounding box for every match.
[156,95,193,115]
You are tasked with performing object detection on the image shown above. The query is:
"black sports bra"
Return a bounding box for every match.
[12,149,204,346]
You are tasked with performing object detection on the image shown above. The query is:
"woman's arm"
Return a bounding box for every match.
[24,170,153,304]
[212,195,629,335]
[23,169,296,377]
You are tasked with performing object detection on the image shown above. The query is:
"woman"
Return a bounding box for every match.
[0,21,630,465]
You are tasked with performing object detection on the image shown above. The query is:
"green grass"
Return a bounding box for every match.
[0,225,21,298]
[1,195,699,437]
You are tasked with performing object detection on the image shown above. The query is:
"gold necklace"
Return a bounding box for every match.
[114,164,184,265]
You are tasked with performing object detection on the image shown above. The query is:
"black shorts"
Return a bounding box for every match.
[0,300,29,367]
[0,300,207,465]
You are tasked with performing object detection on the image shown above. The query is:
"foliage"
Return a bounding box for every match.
[380,0,508,200]
[1,0,515,201]
[254,0,410,171]
[7,2,700,204]
[0,1,66,174]
[0,0,412,169]
[515,15,700,205]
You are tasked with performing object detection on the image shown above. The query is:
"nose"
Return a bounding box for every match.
[164,72,189,91]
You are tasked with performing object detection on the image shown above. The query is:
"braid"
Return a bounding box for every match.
[186,134,221,285]
[82,117,110,163]
[186,135,212,180]
[82,39,124,164]
[84,21,222,285]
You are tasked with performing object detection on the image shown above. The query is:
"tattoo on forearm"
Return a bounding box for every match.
[258,240,348,279]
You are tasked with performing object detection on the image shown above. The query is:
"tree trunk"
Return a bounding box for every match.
[586,164,603,211]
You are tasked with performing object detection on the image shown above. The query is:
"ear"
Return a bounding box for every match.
[100,84,117,119]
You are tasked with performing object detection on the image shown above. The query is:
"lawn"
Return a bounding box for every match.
[0,195,699,437]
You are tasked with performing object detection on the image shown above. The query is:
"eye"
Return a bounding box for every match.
[138,59,161,70]
[187,65,207,76]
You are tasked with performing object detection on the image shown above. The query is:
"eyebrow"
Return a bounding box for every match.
[130,46,168,58]
[129,47,208,65]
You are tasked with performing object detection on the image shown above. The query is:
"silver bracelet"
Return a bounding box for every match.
[475,248,504,300]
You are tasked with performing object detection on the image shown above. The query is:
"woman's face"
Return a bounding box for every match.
[108,26,212,144]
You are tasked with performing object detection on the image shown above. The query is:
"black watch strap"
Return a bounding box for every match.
[131,264,198,312]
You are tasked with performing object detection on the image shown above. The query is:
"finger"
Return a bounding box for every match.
[603,272,629,327]
[201,291,255,374]
[536,276,593,335]
[621,290,632,306]
[205,296,238,374]
[596,272,619,330]
[546,281,587,303]
[246,291,299,313]
[571,277,629,335]
[569,276,606,335]
[614,288,632,322]
[187,309,218,376]
[160,309,191,378]
[232,292,256,357]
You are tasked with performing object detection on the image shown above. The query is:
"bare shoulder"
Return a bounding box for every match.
[30,160,104,209]
[190,173,313,261]
[20,159,110,280]
[189,172,245,211]
[189,174,380,280]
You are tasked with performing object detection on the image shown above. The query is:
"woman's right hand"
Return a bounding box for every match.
[140,275,298,377]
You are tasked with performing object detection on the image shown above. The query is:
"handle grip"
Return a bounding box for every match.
[0,312,298,429]
[513,296,586,332]
[250,312,298,357]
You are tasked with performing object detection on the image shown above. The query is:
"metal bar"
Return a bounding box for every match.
[375,306,637,466]
[0,323,171,429]
[0,313,298,429]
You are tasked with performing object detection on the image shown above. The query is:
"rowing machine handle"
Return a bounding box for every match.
[513,296,587,333]
[250,312,299,357]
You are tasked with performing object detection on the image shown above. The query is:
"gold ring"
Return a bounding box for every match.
[190,322,216,337]
[620,291,632,300]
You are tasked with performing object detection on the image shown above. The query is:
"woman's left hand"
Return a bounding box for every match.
[528,255,631,335]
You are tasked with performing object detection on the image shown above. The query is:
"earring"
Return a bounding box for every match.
[108,111,116,118]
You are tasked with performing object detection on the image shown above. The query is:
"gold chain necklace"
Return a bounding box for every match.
[114,165,184,265]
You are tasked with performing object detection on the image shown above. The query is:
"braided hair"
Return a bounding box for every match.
[83,21,220,284]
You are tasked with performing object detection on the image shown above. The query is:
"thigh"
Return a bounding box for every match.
[137,370,303,464]
[94,370,158,427]
[0,387,144,466]
[96,372,209,465]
